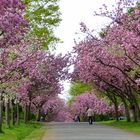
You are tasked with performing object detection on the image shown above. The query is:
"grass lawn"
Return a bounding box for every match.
[102,120,140,135]
[24,124,46,140]
[0,122,46,140]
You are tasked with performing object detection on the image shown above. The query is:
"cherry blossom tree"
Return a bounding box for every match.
[0,0,71,132]
[70,92,116,121]
[0,0,29,131]
[72,0,140,122]
[43,96,73,122]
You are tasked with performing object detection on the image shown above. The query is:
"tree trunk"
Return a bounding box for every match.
[114,101,119,121]
[16,103,20,125]
[36,109,41,121]
[27,104,31,121]
[0,94,3,133]
[129,100,139,122]
[127,85,140,122]
[112,95,119,122]
[125,105,131,122]
[5,101,10,128]
[28,91,32,121]
[104,92,119,121]
[133,101,140,122]
[24,105,28,124]
[132,103,140,122]
[129,96,140,122]
[132,106,137,122]
[121,98,131,122]
[10,100,14,125]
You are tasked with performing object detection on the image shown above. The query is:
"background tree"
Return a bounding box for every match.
[70,92,124,121]
[69,82,92,97]
[24,0,61,49]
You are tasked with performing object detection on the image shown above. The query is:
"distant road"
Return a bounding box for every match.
[43,122,140,140]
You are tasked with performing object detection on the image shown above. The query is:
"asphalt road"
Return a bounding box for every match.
[43,122,140,140]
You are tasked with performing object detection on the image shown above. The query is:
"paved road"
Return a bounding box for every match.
[43,122,140,140]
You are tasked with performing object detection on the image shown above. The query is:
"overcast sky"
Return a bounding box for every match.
[55,0,116,54]
[55,0,116,100]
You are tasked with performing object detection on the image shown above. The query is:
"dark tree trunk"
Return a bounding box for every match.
[132,103,140,122]
[129,96,140,122]
[0,94,3,133]
[114,101,119,121]
[36,109,41,121]
[28,91,32,121]
[104,92,119,121]
[133,101,140,122]
[27,103,31,121]
[129,100,138,122]
[132,106,137,122]
[10,100,14,125]
[127,85,140,122]
[24,105,28,124]
[125,105,131,122]
[5,100,10,128]
[121,98,131,122]
[16,103,20,125]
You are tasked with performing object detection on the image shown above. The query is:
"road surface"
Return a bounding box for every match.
[42,122,140,140]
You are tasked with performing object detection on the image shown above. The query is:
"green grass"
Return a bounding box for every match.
[24,125,46,140]
[102,120,140,135]
[0,122,44,140]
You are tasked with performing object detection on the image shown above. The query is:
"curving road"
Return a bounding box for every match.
[42,122,140,140]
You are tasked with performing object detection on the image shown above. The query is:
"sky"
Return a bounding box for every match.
[55,0,116,54]
[55,0,116,100]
